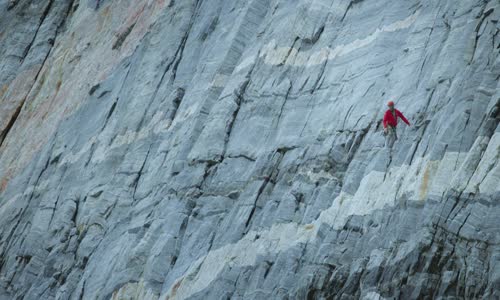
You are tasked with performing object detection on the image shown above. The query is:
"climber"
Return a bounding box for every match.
[383,101,410,149]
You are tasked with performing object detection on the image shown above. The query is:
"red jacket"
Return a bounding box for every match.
[383,109,410,128]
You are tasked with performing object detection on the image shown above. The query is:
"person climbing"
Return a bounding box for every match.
[383,101,410,149]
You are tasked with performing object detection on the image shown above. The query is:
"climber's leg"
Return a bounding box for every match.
[385,127,396,149]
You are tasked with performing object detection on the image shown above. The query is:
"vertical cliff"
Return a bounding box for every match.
[0,0,499,299]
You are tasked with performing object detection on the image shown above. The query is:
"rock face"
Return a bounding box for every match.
[0,0,499,299]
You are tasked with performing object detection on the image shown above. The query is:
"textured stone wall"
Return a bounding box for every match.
[0,0,499,299]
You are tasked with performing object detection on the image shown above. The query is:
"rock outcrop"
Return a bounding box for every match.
[0,0,499,299]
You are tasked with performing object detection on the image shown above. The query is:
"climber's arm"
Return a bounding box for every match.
[397,110,410,126]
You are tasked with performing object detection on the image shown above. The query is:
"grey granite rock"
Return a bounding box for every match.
[0,0,499,299]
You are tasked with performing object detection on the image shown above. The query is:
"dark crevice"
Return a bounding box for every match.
[88,83,100,95]
[197,161,219,191]
[84,142,97,167]
[470,6,494,64]
[205,231,216,253]
[0,0,75,150]
[103,100,117,128]
[278,37,299,66]
[221,65,255,160]
[277,145,298,155]
[275,81,292,128]
[305,24,325,45]
[244,177,270,229]
[263,261,274,279]
[170,0,202,83]
[199,16,218,41]
[77,279,86,300]
[416,5,445,89]
[299,108,313,137]
[0,208,26,269]
[293,192,305,214]
[362,82,376,97]
[97,90,110,98]
[2,137,56,259]
[408,119,430,165]
[456,212,471,236]
[7,0,18,10]
[21,0,55,62]
[341,0,363,22]
[0,99,23,149]
[422,87,436,114]
[244,149,286,230]
[347,125,370,161]
[408,87,434,164]
[227,154,256,162]
[293,244,308,273]
[299,76,310,91]
[341,1,353,22]
[132,145,153,200]
[112,22,136,50]
[310,58,328,94]
[152,0,200,101]
[172,202,195,269]
[168,87,186,123]
[99,62,133,135]
[341,105,354,131]
[220,105,242,159]
[47,191,62,228]
[443,192,464,226]
[416,55,428,89]
[72,197,80,225]
[63,0,80,29]
[103,198,118,220]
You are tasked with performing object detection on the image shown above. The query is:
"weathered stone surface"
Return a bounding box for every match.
[0,0,499,299]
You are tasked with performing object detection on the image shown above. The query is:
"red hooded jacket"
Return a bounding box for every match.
[383,109,410,128]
